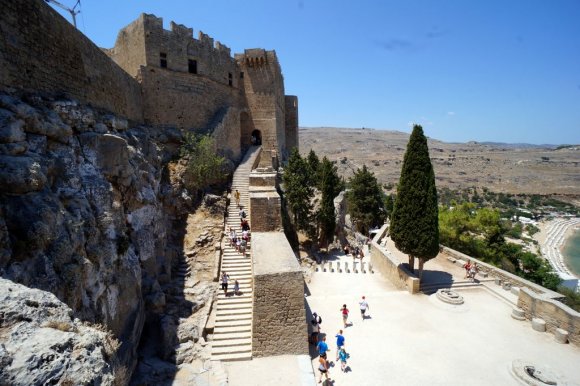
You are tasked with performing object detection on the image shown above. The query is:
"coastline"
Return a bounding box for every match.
[534,217,580,278]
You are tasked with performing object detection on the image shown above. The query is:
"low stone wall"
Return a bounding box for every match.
[251,233,307,357]
[518,288,580,346]
[441,246,580,346]
[440,247,561,296]
[369,225,420,294]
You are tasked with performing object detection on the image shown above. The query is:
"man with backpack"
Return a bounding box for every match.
[309,312,322,344]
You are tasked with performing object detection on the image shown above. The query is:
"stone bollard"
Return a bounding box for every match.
[532,318,546,332]
[322,261,327,272]
[337,261,342,273]
[353,261,358,273]
[368,262,374,274]
[480,272,488,278]
[555,328,569,344]
[510,286,520,296]
[329,261,335,273]
[495,278,502,286]
[502,282,512,291]
[447,257,456,263]
[316,264,321,272]
[361,262,367,274]
[511,308,526,321]
[345,262,350,273]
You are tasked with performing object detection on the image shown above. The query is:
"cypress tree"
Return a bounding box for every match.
[317,157,343,248]
[390,125,439,277]
[347,165,386,234]
[306,149,320,188]
[283,148,314,236]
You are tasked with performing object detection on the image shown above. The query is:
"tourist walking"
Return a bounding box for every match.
[469,263,479,282]
[317,355,330,383]
[233,279,240,295]
[340,304,349,327]
[221,271,230,296]
[359,296,370,320]
[234,189,240,207]
[317,335,329,358]
[463,259,472,279]
[335,330,345,361]
[310,312,322,344]
[239,206,247,219]
[338,347,348,372]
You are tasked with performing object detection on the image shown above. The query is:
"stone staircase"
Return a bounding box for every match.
[211,146,260,362]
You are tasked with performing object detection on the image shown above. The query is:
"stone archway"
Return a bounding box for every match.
[251,129,262,146]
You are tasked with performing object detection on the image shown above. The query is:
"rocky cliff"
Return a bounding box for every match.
[0,90,193,376]
[0,278,121,385]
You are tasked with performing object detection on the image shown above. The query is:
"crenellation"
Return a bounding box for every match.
[170,21,193,37]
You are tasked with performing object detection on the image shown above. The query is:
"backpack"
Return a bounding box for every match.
[311,315,321,325]
[241,210,247,218]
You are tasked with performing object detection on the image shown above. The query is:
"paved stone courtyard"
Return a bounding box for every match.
[305,252,580,385]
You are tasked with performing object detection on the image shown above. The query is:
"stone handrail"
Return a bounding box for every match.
[251,146,262,171]
[369,224,420,294]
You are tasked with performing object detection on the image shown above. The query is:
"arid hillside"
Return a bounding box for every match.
[299,127,580,197]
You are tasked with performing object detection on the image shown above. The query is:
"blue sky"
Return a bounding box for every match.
[50,0,580,145]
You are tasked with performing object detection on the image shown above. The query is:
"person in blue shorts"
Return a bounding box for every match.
[317,335,329,358]
[335,330,345,361]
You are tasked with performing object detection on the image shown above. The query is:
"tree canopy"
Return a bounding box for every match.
[347,165,386,234]
[282,148,314,236]
[180,133,227,193]
[390,125,439,274]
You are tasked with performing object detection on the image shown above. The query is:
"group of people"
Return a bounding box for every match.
[463,259,479,281]
[229,226,250,255]
[228,189,251,256]
[220,271,241,296]
[343,244,365,262]
[311,296,371,383]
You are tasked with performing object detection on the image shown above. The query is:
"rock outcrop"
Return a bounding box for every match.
[0,91,192,373]
[0,278,121,385]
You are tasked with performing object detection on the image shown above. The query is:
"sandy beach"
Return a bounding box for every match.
[534,217,580,278]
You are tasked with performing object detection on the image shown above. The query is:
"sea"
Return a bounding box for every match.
[562,228,580,277]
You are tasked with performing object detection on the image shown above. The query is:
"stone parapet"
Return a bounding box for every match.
[251,233,307,357]
[369,224,420,293]
[518,287,579,346]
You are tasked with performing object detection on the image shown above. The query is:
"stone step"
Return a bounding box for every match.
[214,317,252,328]
[212,338,252,348]
[214,326,252,336]
[216,307,252,317]
[215,315,252,324]
[211,345,252,356]
[217,293,252,300]
[222,262,252,268]
[211,351,252,362]
[212,331,251,341]
[217,298,252,307]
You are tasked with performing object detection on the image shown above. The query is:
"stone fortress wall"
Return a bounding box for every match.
[0,0,298,164]
[0,0,144,122]
[106,14,298,163]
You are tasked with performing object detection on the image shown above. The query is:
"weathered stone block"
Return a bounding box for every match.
[555,328,569,344]
[511,307,526,321]
[532,318,546,332]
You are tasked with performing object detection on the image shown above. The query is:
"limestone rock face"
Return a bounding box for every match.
[0,278,118,386]
[0,92,190,373]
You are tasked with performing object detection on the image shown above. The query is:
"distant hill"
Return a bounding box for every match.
[299,127,580,196]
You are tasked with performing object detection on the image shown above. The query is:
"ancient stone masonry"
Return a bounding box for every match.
[0,0,298,165]
[0,0,301,379]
